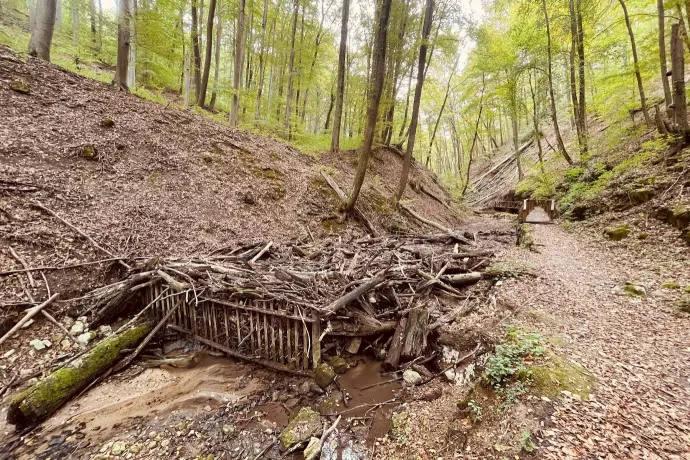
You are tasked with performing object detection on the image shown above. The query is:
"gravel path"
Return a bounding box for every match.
[499,224,690,459]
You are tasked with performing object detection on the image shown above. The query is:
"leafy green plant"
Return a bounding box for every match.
[520,429,536,453]
[467,400,483,424]
[484,326,544,389]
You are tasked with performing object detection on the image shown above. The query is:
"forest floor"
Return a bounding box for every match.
[502,223,690,459]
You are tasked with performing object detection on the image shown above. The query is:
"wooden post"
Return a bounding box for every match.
[401,309,429,360]
[672,23,689,137]
[311,311,321,369]
[383,317,407,370]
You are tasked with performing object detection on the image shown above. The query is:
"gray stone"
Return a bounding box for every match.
[29,339,50,351]
[111,441,126,455]
[70,321,85,335]
[313,363,336,390]
[279,407,322,449]
[330,356,349,374]
[77,332,95,345]
[402,369,422,385]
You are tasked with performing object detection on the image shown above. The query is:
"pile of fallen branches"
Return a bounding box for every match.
[73,231,500,359]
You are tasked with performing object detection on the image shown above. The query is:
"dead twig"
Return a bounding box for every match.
[32,201,131,270]
[0,293,60,347]
[305,415,342,460]
[0,256,130,277]
[9,247,34,287]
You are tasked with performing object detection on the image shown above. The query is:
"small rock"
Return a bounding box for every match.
[402,369,422,385]
[284,397,300,408]
[10,80,30,94]
[330,356,350,374]
[100,118,115,128]
[98,325,113,337]
[82,145,98,161]
[70,321,85,335]
[443,368,456,382]
[204,405,212,412]
[623,282,646,297]
[160,439,170,448]
[279,407,323,450]
[313,363,336,389]
[317,391,343,415]
[345,337,361,354]
[603,224,631,241]
[129,443,143,454]
[298,380,312,395]
[29,339,51,351]
[77,332,95,345]
[2,349,16,359]
[303,436,320,459]
[21,319,35,329]
[60,339,72,350]
[309,382,325,394]
[111,441,126,455]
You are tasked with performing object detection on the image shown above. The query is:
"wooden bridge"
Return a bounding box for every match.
[492,199,558,223]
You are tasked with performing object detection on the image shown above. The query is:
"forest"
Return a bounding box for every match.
[3,0,683,199]
[1,0,690,458]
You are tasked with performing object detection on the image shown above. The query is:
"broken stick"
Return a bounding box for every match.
[400,204,473,245]
[0,293,60,347]
[32,201,131,270]
[9,247,34,287]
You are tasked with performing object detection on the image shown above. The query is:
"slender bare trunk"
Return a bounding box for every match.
[197,0,217,106]
[28,0,57,61]
[347,0,393,211]
[284,0,299,138]
[229,0,246,126]
[255,0,269,119]
[209,5,222,110]
[659,0,672,108]
[395,0,433,202]
[331,0,350,152]
[672,23,689,137]
[115,0,130,89]
[191,0,202,100]
[542,0,573,164]
[618,0,652,127]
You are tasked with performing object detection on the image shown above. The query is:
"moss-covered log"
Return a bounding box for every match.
[7,321,152,428]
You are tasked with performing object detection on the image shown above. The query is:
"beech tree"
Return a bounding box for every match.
[395,0,434,202]
[618,0,652,127]
[115,0,131,90]
[229,0,246,127]
[331,0,350,152]
[346,0,393,211]
[197,0,217,106]
[28,0,57,61]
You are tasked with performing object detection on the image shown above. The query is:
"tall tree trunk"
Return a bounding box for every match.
[89,0,97,51]
[395,0,433,202]
[255,0,269,120]
[97,0,103,49]
[659,0,673,108]
[285,0,299,139]
[229,0,246,126]
[576,0,587,152]
[426,54,458,168]
[346,0,393,211]
[511,87,522,181]
[126,0,136,89]
[115,0,130,89]
[542,0,573,164]
[197,0,217,107]
[331,0,350,152]
[325,88,335,131]
[529,71,545,173]
[461,77,485,197]
[209,4,222,110]
[184,51,192,106]
[191,0,202,101]
[71,5,78,48]
[618,0,652,127]
[568,0,581,147]
[398,61,414,138]
[28,0,57,61]
[671,23,689,136]
[29,0,37,32]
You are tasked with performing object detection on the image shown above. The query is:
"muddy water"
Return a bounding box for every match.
[336,357,402,442]
[39,353,264,442]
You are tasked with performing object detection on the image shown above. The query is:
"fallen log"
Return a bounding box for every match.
[7,320,153,428]
[400,204,473,245]
[442,272,482,286]
[401,308,429,360]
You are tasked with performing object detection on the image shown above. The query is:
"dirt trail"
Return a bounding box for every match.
[500,224,690,459]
